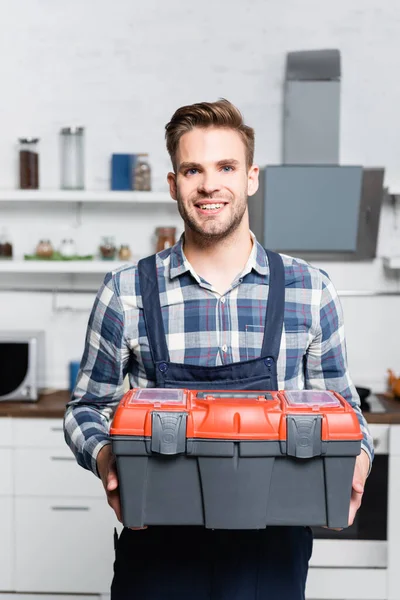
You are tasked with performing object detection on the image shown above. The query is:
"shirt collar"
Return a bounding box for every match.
[168,232,269,281]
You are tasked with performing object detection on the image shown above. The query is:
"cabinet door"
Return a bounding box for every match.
[0,449,13,496]
[14,418,65,448]
[15,497,119,594]
[0,418,13,447]
[0,497,14,591]
[15,448,103,498]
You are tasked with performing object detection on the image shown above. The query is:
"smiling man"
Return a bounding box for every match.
[64,99,373,600]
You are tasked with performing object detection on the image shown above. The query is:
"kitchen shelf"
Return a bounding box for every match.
[0,190,173,203]
[0,260,135,274]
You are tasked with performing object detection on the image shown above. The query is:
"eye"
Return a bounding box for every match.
[221,165,234,172]
[185,168,199,176]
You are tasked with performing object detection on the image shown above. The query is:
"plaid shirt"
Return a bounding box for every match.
[64,235,373,475]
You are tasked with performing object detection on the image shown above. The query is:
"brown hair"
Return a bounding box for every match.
[165,98,255,172]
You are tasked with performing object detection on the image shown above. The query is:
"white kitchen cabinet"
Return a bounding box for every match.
[306,567,387,599]
[0,416,120,595]
[15,497,118,594]
[0,449,13,496]
[0,419,13,447]
[387,425,400,600]
[0,497,14,591]
[13,418,65,448]
[14,447,103,498]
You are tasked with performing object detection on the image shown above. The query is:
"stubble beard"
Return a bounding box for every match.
[176,192,248,247]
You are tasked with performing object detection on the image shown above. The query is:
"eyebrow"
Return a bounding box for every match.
[178,159,240,173]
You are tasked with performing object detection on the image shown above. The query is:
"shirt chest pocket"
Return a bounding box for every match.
[283,326,311,378]
[245,324,310,369]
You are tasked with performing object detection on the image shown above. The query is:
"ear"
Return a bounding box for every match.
[247,164,259,197]
[167,172,177,201]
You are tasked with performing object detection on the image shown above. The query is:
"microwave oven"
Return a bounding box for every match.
[0,330,45,401]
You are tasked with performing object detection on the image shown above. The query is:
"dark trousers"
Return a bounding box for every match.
[111,525,313,599]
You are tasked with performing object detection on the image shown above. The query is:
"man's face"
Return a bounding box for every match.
[168,127,259,243]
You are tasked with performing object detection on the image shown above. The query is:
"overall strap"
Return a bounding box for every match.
[137,255,170,365]
[260,250,285,360]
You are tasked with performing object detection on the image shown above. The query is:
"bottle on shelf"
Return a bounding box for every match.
[19,138,40,189]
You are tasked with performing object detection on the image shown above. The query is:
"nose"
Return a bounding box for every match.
[197,171,222,197]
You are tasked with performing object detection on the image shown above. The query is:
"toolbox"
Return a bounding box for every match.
[110,388,362,529]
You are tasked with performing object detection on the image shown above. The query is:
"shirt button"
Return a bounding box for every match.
[222,344,228,353]
[221,296,226,303]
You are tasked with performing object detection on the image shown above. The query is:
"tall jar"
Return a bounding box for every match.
[19,138,39,189]
[133,153,151,191]
[155,227,176,252]
[60,127,85,190]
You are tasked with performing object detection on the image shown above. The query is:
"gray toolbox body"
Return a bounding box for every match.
[111,389,362,530]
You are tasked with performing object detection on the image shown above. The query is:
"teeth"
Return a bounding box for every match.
[199,203,223,210]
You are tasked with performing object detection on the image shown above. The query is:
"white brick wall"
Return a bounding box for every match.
[0,0,399,390]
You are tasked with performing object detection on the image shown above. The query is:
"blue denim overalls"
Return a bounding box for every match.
[111,249,313,599]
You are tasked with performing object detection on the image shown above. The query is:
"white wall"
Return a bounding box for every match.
[0,0,399,391]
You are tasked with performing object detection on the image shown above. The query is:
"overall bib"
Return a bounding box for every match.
[111,249,313,600]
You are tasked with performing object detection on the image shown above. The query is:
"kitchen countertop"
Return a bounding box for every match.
[0,390,399,423]
[0,390,70,418]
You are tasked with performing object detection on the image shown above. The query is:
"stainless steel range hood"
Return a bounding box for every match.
[248,49,385,260]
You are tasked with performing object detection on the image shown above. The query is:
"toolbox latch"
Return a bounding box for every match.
[151,412,187,455]
[286,415,322,459]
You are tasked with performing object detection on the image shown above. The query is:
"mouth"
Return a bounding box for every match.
[194,201,228,215]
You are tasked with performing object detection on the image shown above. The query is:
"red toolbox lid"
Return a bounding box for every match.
[110,388,362,443]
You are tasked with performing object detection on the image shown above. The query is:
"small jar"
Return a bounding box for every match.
[155,227,176,252]
[118,244,132,261]
[100,236,116,260]
[0,229,12,260]
[60,239,77,258]
[133,153,151,191]
[36,239,54,259]
[60,127,85,190]
[19,138,40,189]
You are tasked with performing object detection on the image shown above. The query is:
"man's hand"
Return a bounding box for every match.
[96,444,147,530]
[97,444,122,522]
[348,449,370,526]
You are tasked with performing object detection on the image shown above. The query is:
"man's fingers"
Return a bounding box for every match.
[106,458,119,492]
[107,470,119,492]
[352,480,364,495]
[348,487,363,526]
[107,488,122,522]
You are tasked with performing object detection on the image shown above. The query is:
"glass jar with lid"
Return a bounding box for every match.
[99,236,116,260]
[133,153,151,191]
[36,239,54,259]
[19,138,40,189]
[155,227,176,252]
[60,127,85,190]
[59,238,77,258]
[0,228,13,260]
[118,244,132,261]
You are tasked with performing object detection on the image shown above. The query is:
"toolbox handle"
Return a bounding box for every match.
[151,411,187,455]
[196,392,273,400]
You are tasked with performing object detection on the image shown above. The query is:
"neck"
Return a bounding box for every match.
[183,219,253,294]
